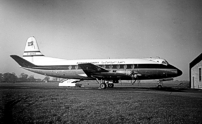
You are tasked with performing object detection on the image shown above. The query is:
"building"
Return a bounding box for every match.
[190,53,202,89]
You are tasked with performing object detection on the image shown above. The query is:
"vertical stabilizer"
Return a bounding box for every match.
[23,37,44,57]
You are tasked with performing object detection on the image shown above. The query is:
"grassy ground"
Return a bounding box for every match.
[0,82,202,124]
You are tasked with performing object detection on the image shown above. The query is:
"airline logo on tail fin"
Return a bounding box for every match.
[28,41,34,46]
[23,37,44,57]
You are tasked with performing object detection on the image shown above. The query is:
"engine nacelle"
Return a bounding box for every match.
[125,70,138,78]
[125,70,132,76]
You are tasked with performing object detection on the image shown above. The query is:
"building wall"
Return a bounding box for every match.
[191,60,202,89]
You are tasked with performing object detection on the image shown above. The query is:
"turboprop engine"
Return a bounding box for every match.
[125,70,138,78]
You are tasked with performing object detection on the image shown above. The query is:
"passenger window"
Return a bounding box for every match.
[106,65,112,69]
[112,65,117,69]
[71,65,75,70]
[133,64,137,68]
[68,65,72,70]
[105,65,110,69]
[126,64,132,69]
[120,65,124,69]
[66,66,69,70]
[98,65,104,68]
[124,65,127,69]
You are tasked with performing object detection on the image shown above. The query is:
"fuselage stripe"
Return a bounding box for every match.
[29,64,176,70]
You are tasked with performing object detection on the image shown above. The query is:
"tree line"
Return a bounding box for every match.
[0,73,56,83]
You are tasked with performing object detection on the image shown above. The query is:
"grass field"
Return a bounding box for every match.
[0,81,202,124]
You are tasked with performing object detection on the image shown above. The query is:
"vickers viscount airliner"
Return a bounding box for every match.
[11,37,182,89]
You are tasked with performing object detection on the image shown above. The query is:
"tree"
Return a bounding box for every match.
[27,75,35,82]
[3,73,17,83]
[0,73,3,83]
[19,73,28,82]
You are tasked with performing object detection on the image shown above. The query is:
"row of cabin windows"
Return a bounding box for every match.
[64,64,137,70]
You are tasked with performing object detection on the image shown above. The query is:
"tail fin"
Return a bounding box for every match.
[23,37,44,57]
[11,55,37,68]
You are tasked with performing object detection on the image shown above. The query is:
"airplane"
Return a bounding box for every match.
[11,37,182,89]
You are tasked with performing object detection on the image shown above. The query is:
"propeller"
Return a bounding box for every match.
[130,70,137,85]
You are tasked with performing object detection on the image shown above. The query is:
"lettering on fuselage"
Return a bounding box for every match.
[77,61,125,64]
[77,62,99,64]
[101,61,125,64]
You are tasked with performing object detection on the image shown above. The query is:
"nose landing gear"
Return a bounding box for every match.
[157,80,163,89]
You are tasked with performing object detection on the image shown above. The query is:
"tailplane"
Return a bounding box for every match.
[23,37,44,57]
[10,55,37,68]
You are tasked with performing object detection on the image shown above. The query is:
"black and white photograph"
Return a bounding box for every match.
[0,0,202,123]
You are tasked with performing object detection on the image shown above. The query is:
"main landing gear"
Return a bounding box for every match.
[96,79,114,89]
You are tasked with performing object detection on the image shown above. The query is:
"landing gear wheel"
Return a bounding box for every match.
[100,83,107,89]
[108,83,114,88]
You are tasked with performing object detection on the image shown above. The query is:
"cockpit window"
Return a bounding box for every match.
[162,60,168,66]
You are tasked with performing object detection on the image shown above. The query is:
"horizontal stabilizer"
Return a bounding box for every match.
[10,55,36,68]
[78,63,108,77]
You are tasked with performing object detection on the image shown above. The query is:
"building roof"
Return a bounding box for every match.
[190,53,202,68]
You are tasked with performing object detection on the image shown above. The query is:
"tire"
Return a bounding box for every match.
[100,83,107,89]
[108,83,114,88]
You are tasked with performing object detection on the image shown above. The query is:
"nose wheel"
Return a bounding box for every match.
[157,80,163,89]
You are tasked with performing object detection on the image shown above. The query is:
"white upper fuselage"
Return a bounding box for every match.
[23,56,167,66]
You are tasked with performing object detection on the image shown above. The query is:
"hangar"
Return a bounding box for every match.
[190,53,202,89]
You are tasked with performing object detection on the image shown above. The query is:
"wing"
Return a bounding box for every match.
[78,63,109,77]
[78,63,142,80]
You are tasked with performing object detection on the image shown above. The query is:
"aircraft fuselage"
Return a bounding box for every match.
[22,57,182,81]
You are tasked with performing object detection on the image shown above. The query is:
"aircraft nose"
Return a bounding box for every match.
[177,69,182,76]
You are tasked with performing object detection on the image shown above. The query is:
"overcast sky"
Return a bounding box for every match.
[0,0,202,80]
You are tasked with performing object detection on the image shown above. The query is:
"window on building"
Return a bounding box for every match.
[199,68,201,82]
